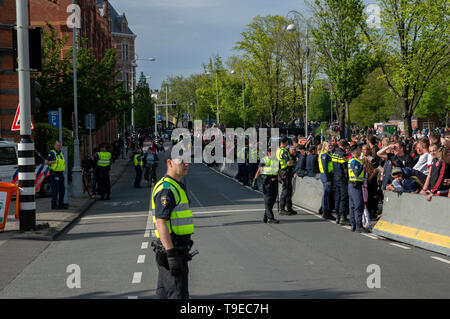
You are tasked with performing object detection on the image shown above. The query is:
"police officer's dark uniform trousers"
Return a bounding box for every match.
[237,146,250,186]
[276,147,295,214]
[332,147,349,224]
[96,151,111,199]
[152,176,194,299]
[259,156,279,223]
[47,149,65,209]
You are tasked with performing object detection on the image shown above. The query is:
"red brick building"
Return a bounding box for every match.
[0,0,128,154]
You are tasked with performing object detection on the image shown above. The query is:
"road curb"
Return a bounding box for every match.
[12,160,132,241]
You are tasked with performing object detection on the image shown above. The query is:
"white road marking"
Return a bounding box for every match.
[194,208,265,215]
[81,214,147,221]
[137,255,146,264]
[342,226,352,230]
[362,234,379,240]
[141,242,149,249]
[430,256,450,265]
[128,296,138,299]
[132,272,142,284]
[389,243,411,250]
[0,241,6,247]
[144,230,151,238]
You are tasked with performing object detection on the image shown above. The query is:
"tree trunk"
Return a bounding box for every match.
[345,100,351,139]
[402,96,412,138]
[339,102,346,139]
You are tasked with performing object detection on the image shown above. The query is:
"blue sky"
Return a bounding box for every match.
[108,0,375,90]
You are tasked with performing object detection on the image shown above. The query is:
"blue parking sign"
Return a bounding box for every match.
[48,111,59,128]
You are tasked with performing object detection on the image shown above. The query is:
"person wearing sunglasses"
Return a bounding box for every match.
[151,153,194,299]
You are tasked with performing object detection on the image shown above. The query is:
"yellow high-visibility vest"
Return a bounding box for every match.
[49,150,65,172]
[152,177,194,238]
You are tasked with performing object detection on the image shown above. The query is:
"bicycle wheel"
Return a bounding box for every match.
[82,171,93,198]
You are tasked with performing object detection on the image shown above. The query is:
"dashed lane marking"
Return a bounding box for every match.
[389,243,411,250]
[128,296,138,299]
[361,233,379,240]
[137,255,146,264]
[132,272,142,284]
[430,256,450,265]
[141,242,149,249]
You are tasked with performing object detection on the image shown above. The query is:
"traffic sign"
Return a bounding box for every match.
[48,111,59,128]
[84,114,96,130]
[11,104,34,131]
[158,114,162,121]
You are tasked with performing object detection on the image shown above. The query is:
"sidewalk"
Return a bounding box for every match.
[1,158,131,241]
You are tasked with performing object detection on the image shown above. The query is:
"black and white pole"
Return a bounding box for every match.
[16,0,36,231]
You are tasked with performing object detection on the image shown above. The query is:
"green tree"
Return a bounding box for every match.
[311,0,375,138]
[235,15,290,126]
[350,68,398,127]
[363,0,450,137]
[308,80,332,122]
[134,72,154,129]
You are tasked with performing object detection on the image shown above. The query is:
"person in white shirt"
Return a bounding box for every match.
[413,138,432,175]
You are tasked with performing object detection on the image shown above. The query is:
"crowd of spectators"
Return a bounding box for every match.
[289,129,450,226]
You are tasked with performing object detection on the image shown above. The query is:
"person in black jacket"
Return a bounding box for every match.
[332,140,350,225]
[295,144,307,178]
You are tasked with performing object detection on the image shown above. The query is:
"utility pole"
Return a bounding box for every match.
[165,85,168,129]
[16,0,35,231]
[71,0,82,198]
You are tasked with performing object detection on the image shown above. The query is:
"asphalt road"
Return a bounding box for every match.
[0,144,449,299]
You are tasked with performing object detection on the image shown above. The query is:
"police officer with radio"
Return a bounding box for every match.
[253,147,280,224]
[151,153,196,299]
[94,143,111,200]
[45,141,67,209]
[277,136,297,215]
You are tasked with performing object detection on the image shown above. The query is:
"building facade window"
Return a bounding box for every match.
[122,43,128,62]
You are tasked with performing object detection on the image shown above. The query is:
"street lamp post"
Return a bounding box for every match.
[207,65,220,126]
[71,0,82,198]
[231,70,245,129]
[286,11,310,137]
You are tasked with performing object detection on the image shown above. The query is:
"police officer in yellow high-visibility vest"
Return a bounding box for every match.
[151,153,194,299]
[45,141,67,209]
[94,143,111,200]
[319,141,336,220]
[133,150,143,188]
[253,147,280,224]
[276,136,297,215]
[348,144,369,233]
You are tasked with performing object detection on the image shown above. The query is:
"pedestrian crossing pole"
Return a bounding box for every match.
[16,0,36,231]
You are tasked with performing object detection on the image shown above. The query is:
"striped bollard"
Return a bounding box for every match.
[18,137,36,231]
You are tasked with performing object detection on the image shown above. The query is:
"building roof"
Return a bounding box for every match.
[96,0,135,36]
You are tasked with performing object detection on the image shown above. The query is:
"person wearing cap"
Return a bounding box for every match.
[133,149,144,188]
[276,136,297,215]
[319,141,336,220]
[253,147,280,224]
[332,139,350,225]
[94,143,111,200]
[45,140,68,209]
[348,144,369,233]
[151,154,194,299]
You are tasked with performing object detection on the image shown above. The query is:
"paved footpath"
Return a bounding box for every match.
[0,156,131,291]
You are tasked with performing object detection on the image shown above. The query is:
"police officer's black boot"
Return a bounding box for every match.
[336,215,341,224]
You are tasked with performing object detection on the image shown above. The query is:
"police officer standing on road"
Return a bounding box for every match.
[133,149,143,188]
[332,139,350,225]
[319,141,336,220]
[45,141,67,209]
[152,153,195,299]
[94,143,111,200]
[253,147,280,224]
[277,136,297,215]
[348,144,369,233]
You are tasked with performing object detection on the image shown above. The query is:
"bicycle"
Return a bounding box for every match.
[82,166,95,198]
